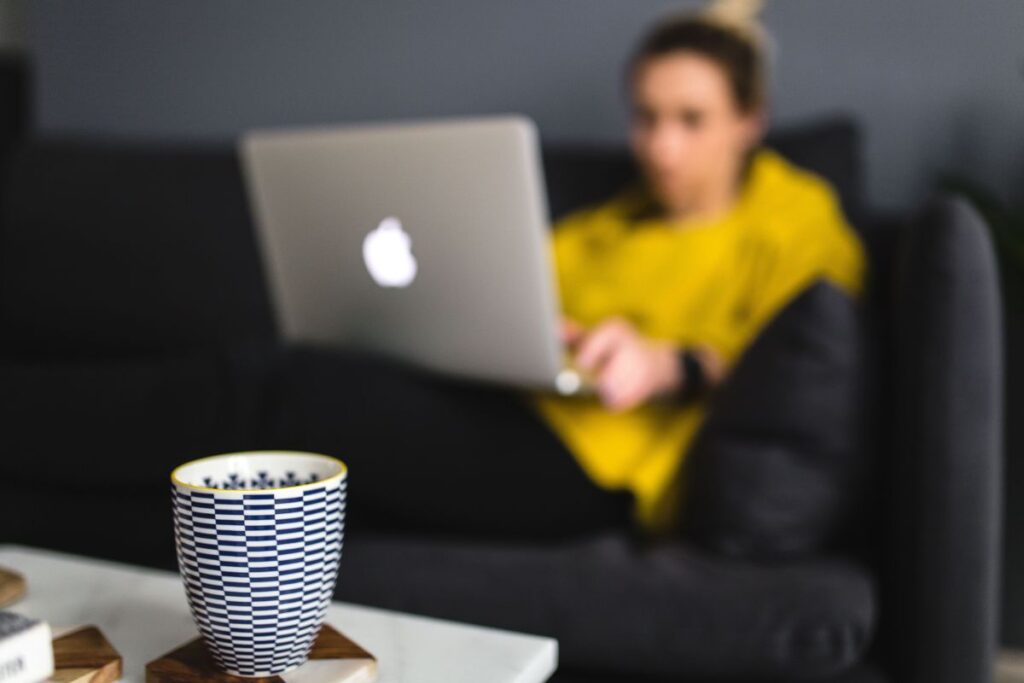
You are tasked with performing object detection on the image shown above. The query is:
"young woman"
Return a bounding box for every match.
[271,3,864,539]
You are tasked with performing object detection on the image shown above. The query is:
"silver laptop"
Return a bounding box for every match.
[240,115,586,394]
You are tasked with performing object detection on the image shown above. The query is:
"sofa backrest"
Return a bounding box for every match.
[0,117,872,359]
[0,55,27,166]
[0,140,275,356]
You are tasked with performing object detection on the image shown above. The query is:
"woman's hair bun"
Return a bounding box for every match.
[701,0,768,52]
[703,0,764,25]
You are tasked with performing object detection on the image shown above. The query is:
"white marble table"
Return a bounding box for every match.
[0,545,557,683]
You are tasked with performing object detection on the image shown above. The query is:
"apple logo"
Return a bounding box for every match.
[362,216,418,288]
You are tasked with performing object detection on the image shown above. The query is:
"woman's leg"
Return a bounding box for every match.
[264,345,632,541]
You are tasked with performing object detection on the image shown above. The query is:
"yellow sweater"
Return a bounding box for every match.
[531,148,865,533]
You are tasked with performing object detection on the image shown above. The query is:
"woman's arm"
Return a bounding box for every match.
[565,317,726,411]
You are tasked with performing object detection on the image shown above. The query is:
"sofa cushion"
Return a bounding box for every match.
[0,140,275,356]
[548,662,890,683]
[335,532,876,680]
[681,280,866,559]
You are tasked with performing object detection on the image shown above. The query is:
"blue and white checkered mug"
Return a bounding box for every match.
[171,451,347,677]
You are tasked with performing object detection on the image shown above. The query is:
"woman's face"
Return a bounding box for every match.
[629,51,762,215]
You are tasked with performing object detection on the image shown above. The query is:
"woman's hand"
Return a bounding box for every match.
[565,316,683,412]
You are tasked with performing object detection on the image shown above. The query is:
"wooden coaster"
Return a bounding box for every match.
[146,624,376,683]
[50,626,123,683]
[0,565,26,607]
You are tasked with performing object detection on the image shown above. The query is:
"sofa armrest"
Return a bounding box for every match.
[886,196,1003,683]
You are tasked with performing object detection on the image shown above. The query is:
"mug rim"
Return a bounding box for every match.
[171,450,347,493]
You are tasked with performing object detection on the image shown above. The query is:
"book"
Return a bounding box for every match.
[0,612,54,683]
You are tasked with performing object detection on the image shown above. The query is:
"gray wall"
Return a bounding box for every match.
[25,0,1024,212]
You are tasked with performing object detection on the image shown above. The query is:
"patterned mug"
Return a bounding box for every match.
[171,451,347,677]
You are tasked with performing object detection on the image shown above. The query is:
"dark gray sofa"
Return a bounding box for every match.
[329,137,1005,683]
[0,82,1003,682]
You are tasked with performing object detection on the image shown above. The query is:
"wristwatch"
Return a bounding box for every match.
[677,348,707,401]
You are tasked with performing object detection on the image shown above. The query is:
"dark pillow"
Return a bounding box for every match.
[681,279,866,559]
[767,117,864,227]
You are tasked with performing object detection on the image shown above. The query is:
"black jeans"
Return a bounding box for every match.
[246,345,633,542]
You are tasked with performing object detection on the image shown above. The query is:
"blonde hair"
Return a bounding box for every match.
[701,0,769,55]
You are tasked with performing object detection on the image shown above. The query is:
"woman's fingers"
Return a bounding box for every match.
[569,317,681,411]
[595,337,683,411]
[575,318,631,372]
[605,343,670,411]
[597,346,645,411]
